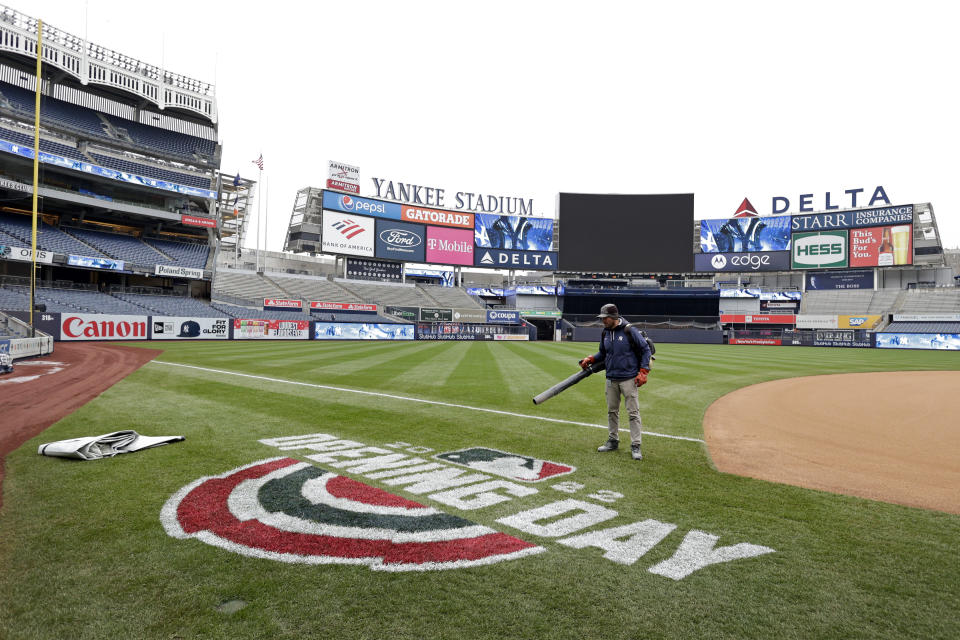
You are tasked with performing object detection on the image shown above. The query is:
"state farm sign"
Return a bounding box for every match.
[61,314,149,341]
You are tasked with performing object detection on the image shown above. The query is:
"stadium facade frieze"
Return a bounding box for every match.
[370,177,535,215]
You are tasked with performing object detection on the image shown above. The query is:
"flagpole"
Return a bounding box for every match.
[30,20,43,338]
[256,162,262,272]
[263,174,268,271]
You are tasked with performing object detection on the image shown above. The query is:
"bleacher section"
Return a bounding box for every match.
[110,293,223,318]
[89,153,212,190]
[884,321,960,333]
[335,280,442,309]
[213,271,293,303]
[898,289,960,314]
[64,227,172,266]
[143,238,210,271]
[259,273,362,304]
[0,213,108,257]
[0,125,85,161]
[0,81,215,161]
[800,289,900,315]
[419,285,485,309]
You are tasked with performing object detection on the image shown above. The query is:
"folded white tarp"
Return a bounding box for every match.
[38,430,184,460]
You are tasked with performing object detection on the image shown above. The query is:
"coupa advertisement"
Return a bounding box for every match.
[233,319,310,340]
[314,323,414,340]
[152,317,229,340]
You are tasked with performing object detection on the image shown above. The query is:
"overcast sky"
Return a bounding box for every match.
[20,1,960,251]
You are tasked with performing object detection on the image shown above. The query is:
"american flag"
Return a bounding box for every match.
[252,154,264,171]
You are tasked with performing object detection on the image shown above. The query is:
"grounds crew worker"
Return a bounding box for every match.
[579,304,652,460]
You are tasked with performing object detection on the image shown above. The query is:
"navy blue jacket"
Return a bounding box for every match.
[591,319,652,380]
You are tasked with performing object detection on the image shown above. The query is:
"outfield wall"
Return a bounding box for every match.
[573,327,723,345]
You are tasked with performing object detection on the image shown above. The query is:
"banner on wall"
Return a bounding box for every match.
[838,315,883,330]
[419,307,453,322]
[876,333,960,350]
[474,213,554,251]
[313,322,414,340]
[151,317,229,340]
[233,319,310,339]
[796,315,839,329]
[848,224,913,267]
[322,211,375,257]
[68,255,126,271]
[60,314,148,341]
[791,231,849,269]
[699,216,791,253]
[310,301,378,313]
[374,219,426,263]
[384,306,419,321]
[263,298,303,311]
[721,314,796,325]
[805,270,873,290]
[0,245,54,264]
[425,226,473,265]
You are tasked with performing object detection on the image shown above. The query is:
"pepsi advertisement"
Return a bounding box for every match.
[322,191,403,220]
[374,219,426,262]
[474,213,554,251]
[699,216,791,253]
[313,322,415,341]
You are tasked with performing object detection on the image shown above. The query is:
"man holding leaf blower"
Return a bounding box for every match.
[579,304,652,461]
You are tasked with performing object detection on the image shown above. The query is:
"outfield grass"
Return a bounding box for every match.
[1,341,958,639]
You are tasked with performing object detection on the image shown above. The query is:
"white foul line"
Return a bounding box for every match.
[149,360,704,444]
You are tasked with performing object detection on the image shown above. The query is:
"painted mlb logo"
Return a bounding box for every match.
[161,458,543,572]
[435,448,575,482]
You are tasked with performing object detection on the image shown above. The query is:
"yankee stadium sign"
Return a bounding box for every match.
[371,177,535,215]
[162,432,775,578]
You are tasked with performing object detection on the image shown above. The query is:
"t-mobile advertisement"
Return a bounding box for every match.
[426,226,474,265]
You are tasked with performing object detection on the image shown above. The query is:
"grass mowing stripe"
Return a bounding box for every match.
[149,359,705,443]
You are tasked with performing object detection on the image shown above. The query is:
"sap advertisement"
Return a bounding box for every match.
[876,333,960,350]
[699,216,791,253]
[151,317,229,340]
[322,211,375,257]
[374,219,426,263]
[486,309,521,324]
[322,191,403,220]
[695,251,790,272]
[474,214,554,251]
[474,248,557,270]
[426,226,473,265]
[805,270,874,290]
[314,323,414,340]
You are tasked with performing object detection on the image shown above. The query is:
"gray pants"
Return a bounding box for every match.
[606,378,642,446]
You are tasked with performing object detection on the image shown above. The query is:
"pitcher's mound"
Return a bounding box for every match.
[704,371,960,514]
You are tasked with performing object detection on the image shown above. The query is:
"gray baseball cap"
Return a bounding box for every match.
[597,304,619,318]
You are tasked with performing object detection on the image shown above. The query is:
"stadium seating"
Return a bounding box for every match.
[0,126,86,160]
[143,238,210,270]
[63,227,172,266]
[417,284,486,309]
[209,303,309,320]
[0,82,215,161]
[335,280,440,309]
[884,321,960,333]
[257,273,362,304]
[0,213,109,257]
[0,285,28,311]
[212,271,297,303]
[110,293,223,317]
[89,153,212,190]
[800,289,900,315]
[898,289,960,313]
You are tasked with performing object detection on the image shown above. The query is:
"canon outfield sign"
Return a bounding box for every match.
[694,251,789,272]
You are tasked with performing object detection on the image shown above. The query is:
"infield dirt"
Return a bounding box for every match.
[0,342,161,510]
[704,371,960,515]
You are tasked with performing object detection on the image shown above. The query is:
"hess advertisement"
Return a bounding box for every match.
[791,231,849,269]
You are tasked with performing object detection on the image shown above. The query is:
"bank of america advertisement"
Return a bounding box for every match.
[474,214,554,251]
[152,317,229,340]
[699,216,791,253]
[322,210,375,257]
[314,322,415,340]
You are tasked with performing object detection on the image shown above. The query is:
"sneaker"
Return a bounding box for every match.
[630,444,643,460]
[597,438,619,452]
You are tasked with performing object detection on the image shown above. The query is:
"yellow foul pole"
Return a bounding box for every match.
[30,20,43,335]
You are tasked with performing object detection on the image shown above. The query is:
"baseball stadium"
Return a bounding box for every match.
[1,5,959,639]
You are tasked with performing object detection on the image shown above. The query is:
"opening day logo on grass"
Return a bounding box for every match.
[161,433,774,578]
